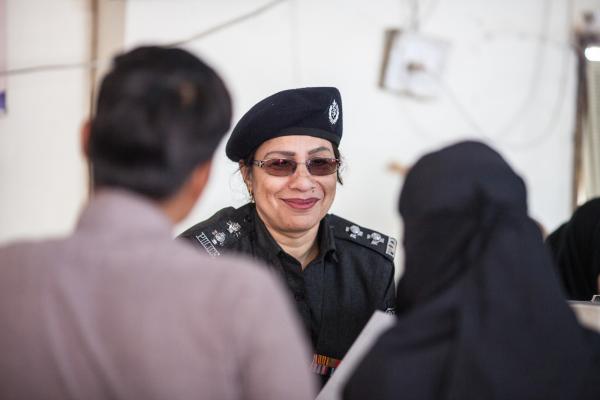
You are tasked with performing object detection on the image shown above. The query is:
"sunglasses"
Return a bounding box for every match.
[250,158,340,177]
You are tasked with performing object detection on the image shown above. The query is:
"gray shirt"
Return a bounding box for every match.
[0,190,316,400]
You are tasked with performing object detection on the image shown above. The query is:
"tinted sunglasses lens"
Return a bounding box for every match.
[263,159,296,176]
[308,158,338,176]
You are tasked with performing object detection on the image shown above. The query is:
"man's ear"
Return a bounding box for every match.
[158,161,213,224]
[81,119,94,196]
[81,119,91,159]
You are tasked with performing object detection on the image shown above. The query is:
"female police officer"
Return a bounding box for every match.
[179,87,396,383]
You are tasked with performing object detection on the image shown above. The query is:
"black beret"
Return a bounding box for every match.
[225,87,342,161]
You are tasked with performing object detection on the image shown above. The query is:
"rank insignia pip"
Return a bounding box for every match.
[211,230,226,246]
[226,220,242,238]
[346,225,364,239]
[367,232,384,246]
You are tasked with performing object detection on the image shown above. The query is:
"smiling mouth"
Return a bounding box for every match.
[282,198,320,210]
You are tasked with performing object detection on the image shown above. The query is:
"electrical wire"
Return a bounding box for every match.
[489,0,552,142]
[289,0,302,84]
[165,0,288,47]
[0,0,289,77]
[427,72,491,140]
[1,0,578,151]
[399,0,575,151]
[484,30,575,52]
[410,0,554,143]
[0,60,104,77]
[420,0,442,28]
[500,0,575,149]
[404,0,442,31]
[410,0,420,31]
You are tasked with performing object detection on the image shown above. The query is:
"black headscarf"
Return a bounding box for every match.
[343,141,600,400]
[546,198,600,301]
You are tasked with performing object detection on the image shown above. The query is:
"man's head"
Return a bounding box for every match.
[86,46,232,206]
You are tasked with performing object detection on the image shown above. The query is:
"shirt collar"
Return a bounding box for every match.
[250,205,338,262]
[76,188,173,238]
[250,205,285,257]
[320,215,338,262]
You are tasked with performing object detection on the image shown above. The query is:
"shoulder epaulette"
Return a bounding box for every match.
[328,214,397,262]
[178,205,252,257]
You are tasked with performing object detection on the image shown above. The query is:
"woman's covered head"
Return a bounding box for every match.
[547,198,600,300]
[396,141,531,311]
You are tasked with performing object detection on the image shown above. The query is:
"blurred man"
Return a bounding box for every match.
[0,46,315,400]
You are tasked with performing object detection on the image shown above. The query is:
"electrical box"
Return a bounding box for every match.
[379,30,449,99]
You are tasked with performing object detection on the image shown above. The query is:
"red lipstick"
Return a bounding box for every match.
[282,198,319,210]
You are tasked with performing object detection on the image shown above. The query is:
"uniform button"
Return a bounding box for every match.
[294,293,305,301]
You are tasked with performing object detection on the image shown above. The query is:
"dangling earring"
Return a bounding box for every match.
[247,186,255,203]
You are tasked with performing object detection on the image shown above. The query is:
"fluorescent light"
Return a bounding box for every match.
[585,46,600,61]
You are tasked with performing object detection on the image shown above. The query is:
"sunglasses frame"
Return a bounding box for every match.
[250,157,341,177]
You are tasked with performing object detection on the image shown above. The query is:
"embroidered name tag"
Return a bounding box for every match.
[195,232,221,257]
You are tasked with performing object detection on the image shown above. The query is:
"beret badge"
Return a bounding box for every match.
[328,99,340,125]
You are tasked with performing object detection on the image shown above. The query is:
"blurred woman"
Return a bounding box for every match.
[546,198,600,300]
[180,87,396,383]
[343,141,600,400]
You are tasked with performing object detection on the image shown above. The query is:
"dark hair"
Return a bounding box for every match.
[241,144,344,185]
[89,46,232,200]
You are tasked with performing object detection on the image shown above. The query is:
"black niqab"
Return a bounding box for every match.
[343,141,600,400]
[546,198,600,301]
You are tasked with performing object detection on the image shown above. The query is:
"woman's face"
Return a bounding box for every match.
[245,135,338,235]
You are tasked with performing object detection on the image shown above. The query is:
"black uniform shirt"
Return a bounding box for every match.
[179,203,396,363]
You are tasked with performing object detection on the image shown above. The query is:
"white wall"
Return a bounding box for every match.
[0,0,89,244]
[124,0,594,241]
[2,0,599,252]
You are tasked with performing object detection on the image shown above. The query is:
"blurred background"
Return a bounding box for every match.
[3,0,600,267]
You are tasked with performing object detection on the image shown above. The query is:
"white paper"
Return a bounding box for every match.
[316,311,396,400]
[570,302,600,333]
